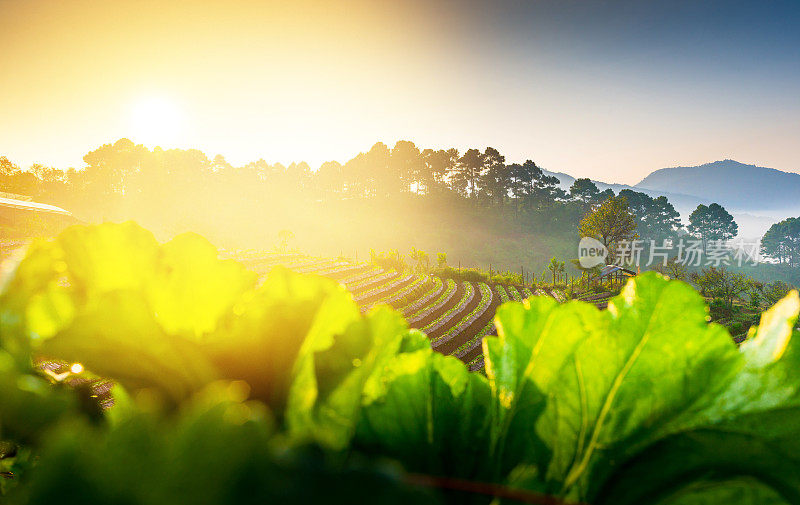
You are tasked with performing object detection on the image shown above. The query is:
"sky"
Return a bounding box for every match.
[1,0,799,184]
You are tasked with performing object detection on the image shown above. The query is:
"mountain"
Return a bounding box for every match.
[542,160,800,239]
[635,160,800,215]
[542,168,710,216]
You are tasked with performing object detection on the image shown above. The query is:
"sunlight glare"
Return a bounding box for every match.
[129,96,183,147]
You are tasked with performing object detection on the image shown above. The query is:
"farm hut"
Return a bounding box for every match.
[592,264,636,288]
[0,195,78,237]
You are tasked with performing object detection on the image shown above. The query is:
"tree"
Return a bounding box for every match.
[315,160,345,197]
[0,156,19,177]
[480,164,511,206]
[453,149,483,199]
[509,160,562,209]
[390,140,422,192]
[688,203,738,252]
[690,266,750,311]
[762,280,794,306]
[408,247,430,273]
[420,148,457,194]
[761,217,800,267]
[653,256,688,281]
[569,178,600,207]
[366,142,396,197]
[618,190,682,243]
[547,257,565,285]
[578,195,638,263]
[648,196,682,241]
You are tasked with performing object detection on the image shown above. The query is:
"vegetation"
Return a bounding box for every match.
[577,195,638,258]
[761,217,800,267]
[691,266,752,312]
[688,203,738,252]
[2,223,800,504]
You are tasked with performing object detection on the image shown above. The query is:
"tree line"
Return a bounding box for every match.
[3,138,797,274]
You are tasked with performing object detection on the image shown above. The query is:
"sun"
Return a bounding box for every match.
[128,96,183,147]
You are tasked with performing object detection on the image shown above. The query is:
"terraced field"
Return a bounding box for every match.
[0,241,612,372]
[230,252,614,371]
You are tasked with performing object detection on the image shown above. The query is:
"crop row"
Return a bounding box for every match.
[338,266,382,286]
[551,288,568,303]
[506,285,523,301]
[406,279,456,323]
[495,285,510,303]
[354,274,414,303]
[453,318,495,359]
[400,277,445,316]
[293,259,351,274]
[348,270,399,293]
[576,291,613,303]
[312,262,365,278]
[467,354,485,372]
[432,282,493,348]
[365,275,428,310]
[421,282,475,335]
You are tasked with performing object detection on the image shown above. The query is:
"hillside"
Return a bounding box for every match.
[636,159,800,215]
[543,168,711,216]
[544,160,799,238]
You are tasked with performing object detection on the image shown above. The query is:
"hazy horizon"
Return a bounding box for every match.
[2,0,799,184]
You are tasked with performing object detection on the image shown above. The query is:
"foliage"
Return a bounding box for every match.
[578,195,638,256]
[688,203,738,250]
[547,257,565,285]
[691,266,752,311]
[618,189,682,242]
[369,249,405,272]
[568,178,600,206]
[761,217,800,267]
[653,255,689,281]
[488,270,523,286]
[763,280,795,307]
[408,247,430,274]
[432,266,489,283]
[2,223,800,504]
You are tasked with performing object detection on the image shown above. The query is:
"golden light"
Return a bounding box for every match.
[128,96,183,146]
[70,363,84,374]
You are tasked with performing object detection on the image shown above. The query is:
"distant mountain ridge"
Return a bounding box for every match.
[635,159,800,214]
[541,159,800,239]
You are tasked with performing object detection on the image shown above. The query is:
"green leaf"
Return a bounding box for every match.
[533,273,741,500]
[740,290,800,367]
[0,350,78,445]
[287,306,409,449]
[484,296,604,480]
[39,291,219,404]
[57,221,160,296]
[593,291,800,505]
[206,266,359,412]
[355,348,493,481]
[146,233,256,337]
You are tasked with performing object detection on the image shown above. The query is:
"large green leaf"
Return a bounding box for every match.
[206,266,360,413]
[39,291,219,404]
[484,297,604,480]
[497,273,743,501]
[355,348,493,482]
[287,306,411,449]
[595,291,800,505]
[57,222,160,297]
[146,233,256,337]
